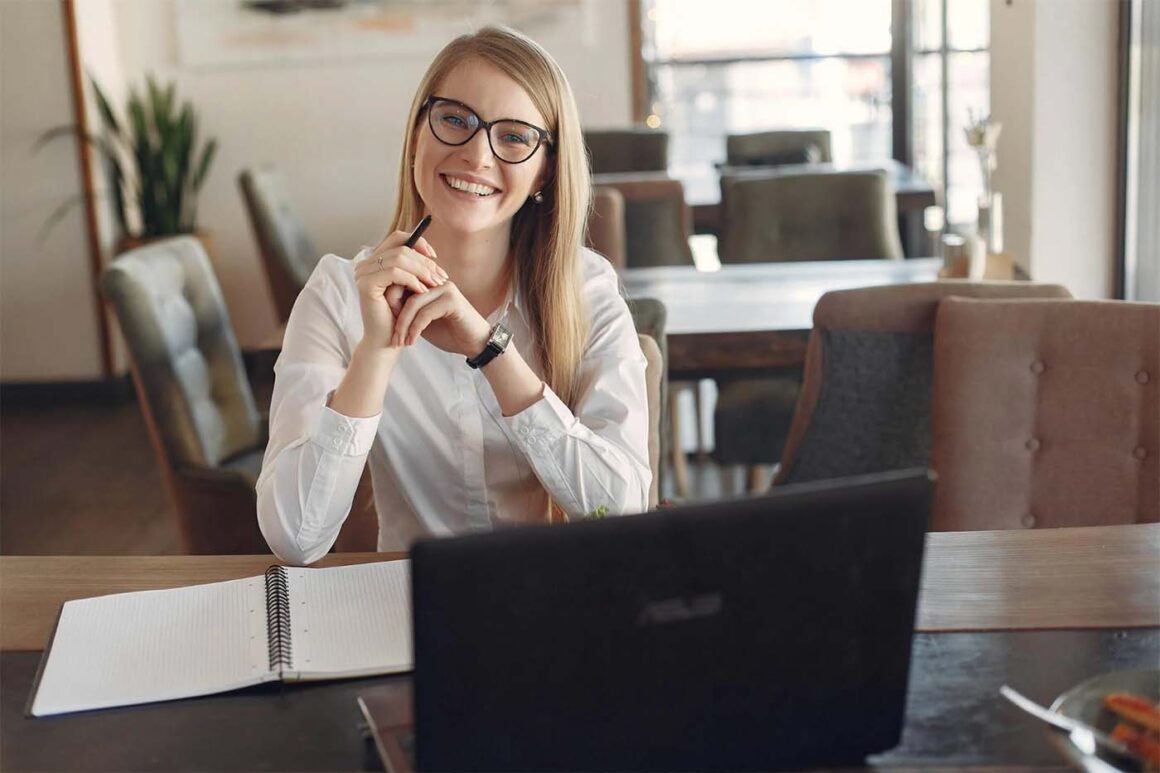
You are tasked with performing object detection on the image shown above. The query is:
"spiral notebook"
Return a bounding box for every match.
[27,561,412,717]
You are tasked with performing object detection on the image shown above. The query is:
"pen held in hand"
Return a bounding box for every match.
[405,214,433,249]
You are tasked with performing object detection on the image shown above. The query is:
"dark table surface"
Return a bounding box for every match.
[5,628,1156,771]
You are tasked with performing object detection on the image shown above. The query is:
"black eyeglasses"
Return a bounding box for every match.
[424,96,553,165]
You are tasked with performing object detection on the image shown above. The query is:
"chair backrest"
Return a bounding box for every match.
[238,166,319,324]
[638,333,664,508]
[720,170,903,264]
[590,173,694,268]
[627,297,668,497]
[585,128,669,174]
[726,129,833,166]
[930,297,1159,530]
[587,186,627,269]
[102,236,264,471]
[774,281,1073,487]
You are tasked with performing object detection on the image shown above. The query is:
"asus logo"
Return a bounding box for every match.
[636,593,723,626]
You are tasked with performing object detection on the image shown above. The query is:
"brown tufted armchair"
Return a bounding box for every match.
[930,297,1159,530]
[238,166,320,325]
[102,236,270,553]
[725,129,833,167]
[773,282,1073,488]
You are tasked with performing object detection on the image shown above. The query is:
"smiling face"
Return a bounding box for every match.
[412,58,552,240]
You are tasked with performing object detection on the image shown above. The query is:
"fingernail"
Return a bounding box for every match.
[439,268,449,279]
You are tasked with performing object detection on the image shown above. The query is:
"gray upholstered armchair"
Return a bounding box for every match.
[101,236,269,553]
[238,166,319,324]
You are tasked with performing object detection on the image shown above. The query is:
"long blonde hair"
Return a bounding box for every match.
[389,26,590,409]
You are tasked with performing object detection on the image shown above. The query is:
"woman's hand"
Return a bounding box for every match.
[392,280,492,357]
[352,230,448,350]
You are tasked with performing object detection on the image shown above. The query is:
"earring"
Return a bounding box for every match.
[532,191,544,204]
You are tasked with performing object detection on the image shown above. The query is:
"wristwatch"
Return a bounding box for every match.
[466,323,512,369]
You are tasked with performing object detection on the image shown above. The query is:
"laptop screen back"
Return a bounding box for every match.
[410,469,933,771]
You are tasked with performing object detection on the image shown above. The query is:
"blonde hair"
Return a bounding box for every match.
[389,26,590,409]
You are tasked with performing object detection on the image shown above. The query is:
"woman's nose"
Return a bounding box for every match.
[457,128,495,168]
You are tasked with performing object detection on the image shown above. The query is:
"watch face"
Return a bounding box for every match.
[492,325,512,349]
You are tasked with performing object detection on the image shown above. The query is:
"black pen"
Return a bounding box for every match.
[405,214,433,249]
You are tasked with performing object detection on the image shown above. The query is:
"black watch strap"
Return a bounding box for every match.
[466,324,512,369]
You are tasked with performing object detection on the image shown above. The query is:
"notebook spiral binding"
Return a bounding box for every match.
[264,565,292,672]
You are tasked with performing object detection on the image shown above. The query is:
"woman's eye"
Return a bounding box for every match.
[442,115,468,128]
[502,132,532,145]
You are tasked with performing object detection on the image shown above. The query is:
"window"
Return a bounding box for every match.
[640,0,990,228]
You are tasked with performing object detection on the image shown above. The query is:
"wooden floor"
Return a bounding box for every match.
[1,378,741,556]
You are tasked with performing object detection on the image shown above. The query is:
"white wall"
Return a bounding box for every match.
[1,0,105,381]
[88,0,632,349]
[991,0,1119,299]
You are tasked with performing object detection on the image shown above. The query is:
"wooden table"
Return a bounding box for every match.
[2,524,1157,770]
[620,257,942,380]
[3,524,1155,652]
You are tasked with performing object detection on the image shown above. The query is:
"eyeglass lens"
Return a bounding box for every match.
[428,100,543,163]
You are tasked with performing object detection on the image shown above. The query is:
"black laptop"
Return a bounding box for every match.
[406,469,934,772]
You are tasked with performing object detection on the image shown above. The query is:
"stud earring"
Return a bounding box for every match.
[532,191,544,204]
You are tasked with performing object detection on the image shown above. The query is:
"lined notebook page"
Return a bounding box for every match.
[285,560,412,679]
[30,576,271,716]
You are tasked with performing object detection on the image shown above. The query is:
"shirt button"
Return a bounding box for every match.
[1030,360,1045,375]
[1021,513,1037,528]
[1135,446,1148,461]
[1026,438,1041,452]
[1136,370,1150,384]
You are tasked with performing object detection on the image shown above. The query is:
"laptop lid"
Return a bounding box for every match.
[410,469,933,772]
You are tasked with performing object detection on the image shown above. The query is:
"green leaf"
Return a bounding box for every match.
[88,75,122,137]
[192,137,217,191]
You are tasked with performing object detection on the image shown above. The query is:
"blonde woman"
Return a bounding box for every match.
[257,27,650,565]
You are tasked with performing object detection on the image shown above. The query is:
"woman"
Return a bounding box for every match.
[257,26,650,565]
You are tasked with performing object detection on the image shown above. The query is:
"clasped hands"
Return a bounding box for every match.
[353,228,492,357]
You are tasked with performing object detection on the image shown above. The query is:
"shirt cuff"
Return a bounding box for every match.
[312,404,380,456]
[504,384,574,451]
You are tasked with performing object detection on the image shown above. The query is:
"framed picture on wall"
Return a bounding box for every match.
[175,0,582,68]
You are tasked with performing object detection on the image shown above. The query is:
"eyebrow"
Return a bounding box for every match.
[437,96,544,128]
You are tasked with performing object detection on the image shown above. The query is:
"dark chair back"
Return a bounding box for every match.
[726,129,833,166]
[238,166,319,324]
[590,174,694,268]
[774,281,1074,488]
[585,128,668,174]
[627,297,668,496]
[719,170,902,264]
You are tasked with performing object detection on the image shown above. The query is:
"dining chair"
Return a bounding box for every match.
[714,170,904,489]
[589,174,696,269]
[725,129,833,166]
[238,166,319,324]
[718,169,903,265]
[101,236,272,554]
[638,333,664,509]
[585,128,669,174]
[772,281,1073,489]
[587,186,627,269]
[627,297,670,499]
[930,297,1159,530]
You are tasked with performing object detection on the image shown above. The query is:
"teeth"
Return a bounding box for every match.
[445,175,496,196]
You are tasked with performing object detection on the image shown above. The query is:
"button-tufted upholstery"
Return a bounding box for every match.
[725,129,833,166]
[930,297,1159,530]
[773,281,1073,488]
[238,166,320,324]
[102,236,268,553]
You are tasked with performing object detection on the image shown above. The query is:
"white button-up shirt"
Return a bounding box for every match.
[256,247,650,565]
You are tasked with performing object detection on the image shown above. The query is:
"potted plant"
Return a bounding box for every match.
[38,75,218,255]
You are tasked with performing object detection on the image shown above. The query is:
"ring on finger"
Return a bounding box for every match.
[376,254,385,271]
